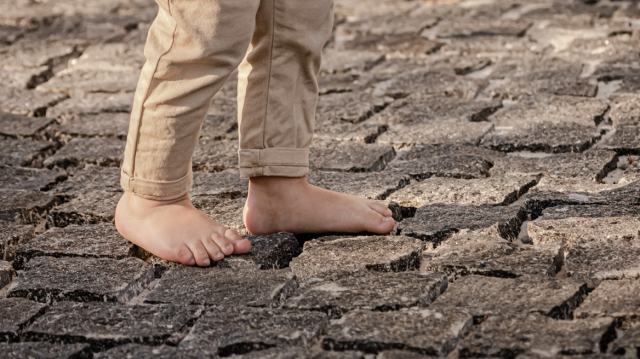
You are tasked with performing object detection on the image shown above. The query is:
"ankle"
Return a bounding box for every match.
[122,191,189,210]
[248,176,307,196]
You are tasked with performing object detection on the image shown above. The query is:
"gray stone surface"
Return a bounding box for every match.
[372,70,479,100]
[457,314,615,358]
[48,112,130,142]
[200,114,238,140]
[322,308,473,356]
[179,306,328,356]
[0,220,35,261]
[191,196,248,235]
[425,234,563,280]
[145,267,297,307]
[290,236,422,282]
[285,271,447,318]
[321,48,385,75]
[0,138,56,167]
[0,112,54,138]
[0,297,48,343]
[8,256,153,303]
[310,139,395,172]
[430,275,588,320]
[398,204,526,245]
[388,176,538,208]
[192,139,239,172]
[36,68,140,96]
[601,125,640,155]
[491,151,619,182]
[386,145,493,180]
[190,169,248,198]
[308,171,409,200]
[0,342,91,359]
[46,92,134,119]
[53,164,121,196]
[611,324,640,356]
[229,347,366,359]
[540,205,640,220]
[0,260,13,289]
[316,92,392,125]
[94,343,216,359]
[218,232,300,270]
[0,86,67,117]
[528,217,640,249]
[0,165,65,191]
[575,279,640,327]
[0,188,58,224]
[47,190,120,227]
[377,120,495,148]
[43,137,125,169]
[13,223,135,270]
[480,122,602,154]
[23,302,204,351]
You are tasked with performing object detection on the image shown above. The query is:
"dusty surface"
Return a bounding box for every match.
[1,0,640,357]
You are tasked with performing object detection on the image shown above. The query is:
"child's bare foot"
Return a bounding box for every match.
[115,191,251,266]
[243,176,395,235]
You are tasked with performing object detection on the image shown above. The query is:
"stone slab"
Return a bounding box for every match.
[372,70,479,100]
[429,275,588,320]
[46,92,134,119]
[23,302,204,351]
[0,86,67,117]
[0,343,91,359]
[322,308,473,356]
[457,314,615,358]
[398,204,526,245]
[344,33,443,55]
[0,260,13,289]
[94,343,216,359]
[437,18,531,39]
[309,139,395,172]
[0,220,34,261]
[145,267,297,308]
[0,112,54,138]
[611,324,640,355]
[307,171,409,200]
[36,68,140,96]
[0,165,65,191]
[53,164,121,196]
[13,223,135,270]
[191,196,248,235]
[192,139,239,172]
[0,297,48,343]
[0,138,56,167]
[491,151,619,182]
[190,170,248,198]
[0,189,58,224]
[43,137,125,169]
[47,190,120,227]
[425,235,563,280]
[228,347,366,359]
[178,306,328,356]
[49,112,130,142]
[290,236,422,282]
[601,125,640,155]
[316,92,392,125]
[567,241,640,288]
[200,114,238,140]
[480,122,602,154]
[321,48,385,75]
[575,279,640,327]
[388,177,538,208]
[8,256,153,303]
[490,96,608,127]
[540,205,640,220]
[284,271,447,318]
[528,217,640,249]
[377,120,494,148]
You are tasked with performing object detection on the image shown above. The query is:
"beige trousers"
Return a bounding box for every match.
[121,0,334,200]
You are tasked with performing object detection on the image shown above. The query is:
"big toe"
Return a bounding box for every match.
[364,209,395,234]
[224,228,252,254]
[368,201,393,217]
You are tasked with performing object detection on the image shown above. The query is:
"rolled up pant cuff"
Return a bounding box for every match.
[120,169,193,201]
[238,148,310,178]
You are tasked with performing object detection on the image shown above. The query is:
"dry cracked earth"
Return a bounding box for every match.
[1,0,640,358]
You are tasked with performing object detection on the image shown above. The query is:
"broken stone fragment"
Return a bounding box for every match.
[285,271,447,318]
[94,343,217,359]
[179,306,328,356]
[145,267,297,308]
[0,86,67,117]
[575,279,640,327]
[457,314,615,358]
[8,256,154,304]
[388,177,537,208]
[309,139,396,172]
[372,70,479,100]
[539,204,640,220]
[43,137,125,169]
[0,112,54,138]
[0,260,13,289]
[290,236,423,282]
[565,242,640,288]
[0,189,59,224]
[47,190,120,227]
[316,92,392,125]
[601,125,640,155]
[528,216,640,249]
[429,275,588,320]
[308,171,409,200]
[36,67,140,96]
[23,301,204,351]
[398,204,526,245]
[386,145,493,180]
[46,92,134,119]
[228,347,366,359]
[52,164,121,197]
[0,298,47,343]
[0,342,91,359]
[611,323,640,356]
[0,165,66,191]
[321,48,385,75]
[322,308,473,357]
[13,223,136,270]
[0,138,56,168]
[48,112,130,143]
[377,120,494,148]
[0,220,35,261]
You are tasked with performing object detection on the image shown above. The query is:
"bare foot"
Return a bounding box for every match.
[243,176,395,235]
[115,192,251,266]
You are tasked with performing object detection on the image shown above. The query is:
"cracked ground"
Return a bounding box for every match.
[1,0,640,357]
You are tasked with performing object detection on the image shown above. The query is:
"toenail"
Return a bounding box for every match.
[203,259,210,266]
[189,258,195,264]
[226,245,234,253]
[214,252,224,260]
[383,217,393,223]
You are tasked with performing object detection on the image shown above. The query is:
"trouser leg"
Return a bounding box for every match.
[237,0,335,178]
[121,0,260,200]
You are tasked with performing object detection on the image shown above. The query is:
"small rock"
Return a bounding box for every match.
[0,297,48,343]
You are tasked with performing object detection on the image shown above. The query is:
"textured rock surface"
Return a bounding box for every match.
[430,275,588,320]
[308,171,409,200]
[377,120,494,148]
[47,190,120,227]
[323,308,473,356]
[0,220,35,261]
[192,139,239,172]
[0,165,65,191]
[611,324,640,356]
[8,256,153,303]
[23,302,204,351]
[290,236,422,282]
[310,139,395,172]
[575,279,640,327]
[46,93,134,119]
[0,298,48,343]
[52,165,121,196]
[285,271,447,318]
[190,170,248,198]
[145,267,297,307]
[398,204,526,245]
[0,139,55,167]
[0,342,91,359]
[528,217,640,249]
[0,260,13,291]
[539,205,640,220]
[179,306,328,356]
[94,343,216,359]
[228,347,366,359]
[43,137,125,169]
[191,196,248,235]
[0,112,54,138]
[0,189,58,224]
[13,223,135,270]
[49,112,130,142]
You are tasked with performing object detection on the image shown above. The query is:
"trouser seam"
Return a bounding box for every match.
[262,0,276,149]
[129,0,178,186]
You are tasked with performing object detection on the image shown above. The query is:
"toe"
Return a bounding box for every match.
[365,209,395,234]
[368,201,393,217]
[203,237,225,262]
[211,231,234,256]
[189,242,212,267]
[223,228,252,254]
[176,244,196,266]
